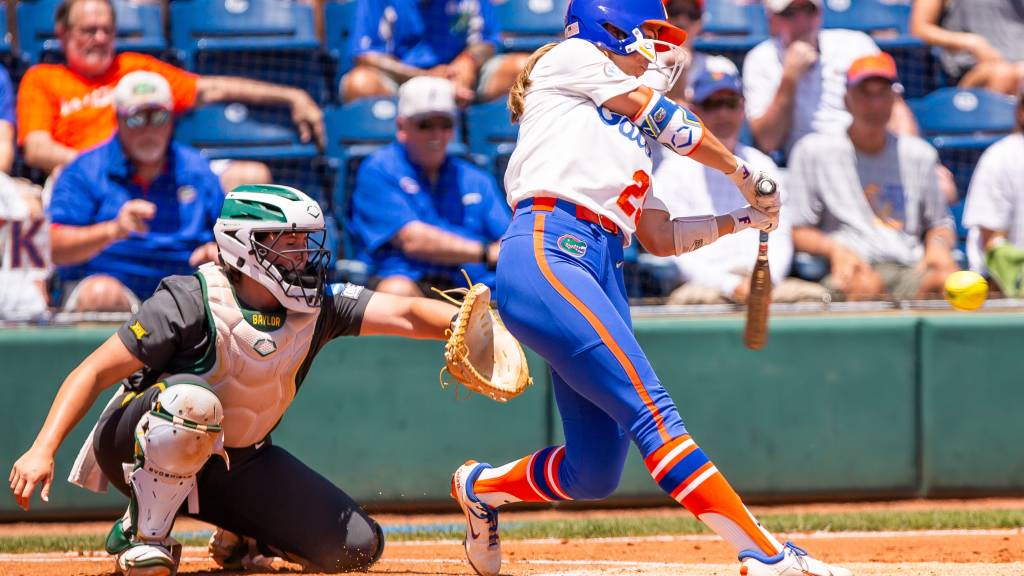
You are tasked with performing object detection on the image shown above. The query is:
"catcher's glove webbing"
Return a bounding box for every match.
[435,280,533,403]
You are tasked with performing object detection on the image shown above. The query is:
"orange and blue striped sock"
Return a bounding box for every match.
[472,446,572,508]
[645,435,781,555]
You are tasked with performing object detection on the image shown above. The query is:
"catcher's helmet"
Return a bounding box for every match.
[565,0,688,91]
[214,185,330,313]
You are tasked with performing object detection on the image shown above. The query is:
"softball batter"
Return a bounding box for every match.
[450,1,852,576]
[9,185,459,575]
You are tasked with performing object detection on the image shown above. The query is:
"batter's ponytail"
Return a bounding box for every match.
[508,42,559,124]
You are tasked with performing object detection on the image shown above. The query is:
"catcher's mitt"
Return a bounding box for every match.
[437,282,533,402]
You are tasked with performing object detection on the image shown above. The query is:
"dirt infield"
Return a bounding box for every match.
[4,500,1024,575]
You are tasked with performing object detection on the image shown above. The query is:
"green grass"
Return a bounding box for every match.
[5,509,1024,553]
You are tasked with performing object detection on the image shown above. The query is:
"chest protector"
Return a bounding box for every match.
[193,263,319,447]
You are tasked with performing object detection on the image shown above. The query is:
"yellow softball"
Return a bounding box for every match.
[944,271,988,311]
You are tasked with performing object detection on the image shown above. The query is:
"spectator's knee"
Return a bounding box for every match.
[219,161,272,194]
[340,66,394,103]
[65,275,136,312]
[375,276,423,297]
[316,515,384,573]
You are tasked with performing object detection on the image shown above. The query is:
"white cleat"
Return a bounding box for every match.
[115,538,181,576]
[451,460,501,576]
[739,541,852,576]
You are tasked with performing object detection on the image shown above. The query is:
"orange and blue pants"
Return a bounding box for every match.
[494,198,689,499]
[480,198,779,555]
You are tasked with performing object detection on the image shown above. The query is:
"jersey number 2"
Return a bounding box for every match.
[615,170,650,227]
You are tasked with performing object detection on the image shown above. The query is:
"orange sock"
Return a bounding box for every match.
[645,435,780,555]
[473,446,571,507]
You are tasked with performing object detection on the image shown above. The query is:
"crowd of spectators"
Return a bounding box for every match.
[2,0,1023,322]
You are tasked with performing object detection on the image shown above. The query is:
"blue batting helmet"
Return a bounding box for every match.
[564,0,687,61]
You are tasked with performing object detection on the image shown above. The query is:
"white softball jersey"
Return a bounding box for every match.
[505,38,672,242]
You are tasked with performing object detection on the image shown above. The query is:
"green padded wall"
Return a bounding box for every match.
[919,315,1024,495]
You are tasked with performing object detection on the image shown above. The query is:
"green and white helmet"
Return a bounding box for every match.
[214,185,330,313]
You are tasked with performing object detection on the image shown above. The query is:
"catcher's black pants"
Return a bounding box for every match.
[93,386,384,572]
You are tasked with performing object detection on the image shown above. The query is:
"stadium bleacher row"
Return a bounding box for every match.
[0,0,1020,295]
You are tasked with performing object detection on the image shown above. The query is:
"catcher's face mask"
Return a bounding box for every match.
[252,229,330,309]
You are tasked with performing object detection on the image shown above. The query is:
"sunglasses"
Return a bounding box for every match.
[699,96,742,111]
[777,2,818,18]
[122,108,171,129]
[415,117,455,131]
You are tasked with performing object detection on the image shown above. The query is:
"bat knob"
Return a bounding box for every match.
[756,178,776,196]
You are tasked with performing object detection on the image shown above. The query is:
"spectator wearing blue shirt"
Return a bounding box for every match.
[351,77,510,296]
[49,71,224,312]
[341,0,528,105]
[0,66,14,173]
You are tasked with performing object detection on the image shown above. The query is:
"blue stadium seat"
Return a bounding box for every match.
[175,103,319,161]
[466,99,518,188]
[494,0,569,53]
[693,0,768,65]
[820,0,936,98]
[324,98,399,259]
[909,88,1016,241]
[821,0,911,35]
[169,0,327,103]
[324,0,358,92]
[16,0,165,66]
[0,5,12,62]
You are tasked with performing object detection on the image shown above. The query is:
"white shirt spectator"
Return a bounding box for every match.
[743,29,880,153]
[652,144,792,297]
[0,174,50,320]
[962,133,1024,273]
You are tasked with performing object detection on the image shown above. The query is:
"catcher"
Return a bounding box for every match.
[8,184,526,575]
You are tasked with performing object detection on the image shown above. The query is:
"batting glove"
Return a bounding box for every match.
[727,157,781,214]
[729,205,778,233]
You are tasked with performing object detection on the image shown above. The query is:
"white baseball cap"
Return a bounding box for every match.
[114,71,173,115]
[397,76,457,120]
[764,0,821,14]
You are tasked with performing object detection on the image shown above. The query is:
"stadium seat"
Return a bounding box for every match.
[820,0,936,98]
[175,103,319,161]
[466,99,518,188]
[324,0,358,93]
[324,98,399,259]
[693,0,768,66]
[0,5,11,62]
[169,0,328,103]
[494,0,569,53]
[909,88,1016,242]
[16,0,165,66]
[910,88,1015,190]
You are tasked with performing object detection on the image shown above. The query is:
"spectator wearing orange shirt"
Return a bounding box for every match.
[17,0,326,192]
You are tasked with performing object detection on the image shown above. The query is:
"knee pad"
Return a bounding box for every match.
[315,515,385,573]
[126,375,226,542]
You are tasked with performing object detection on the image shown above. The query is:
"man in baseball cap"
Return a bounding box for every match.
[787,51,958,302]
[742,0,917,156]
[350,75,509,296]
[48,70,226,312]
